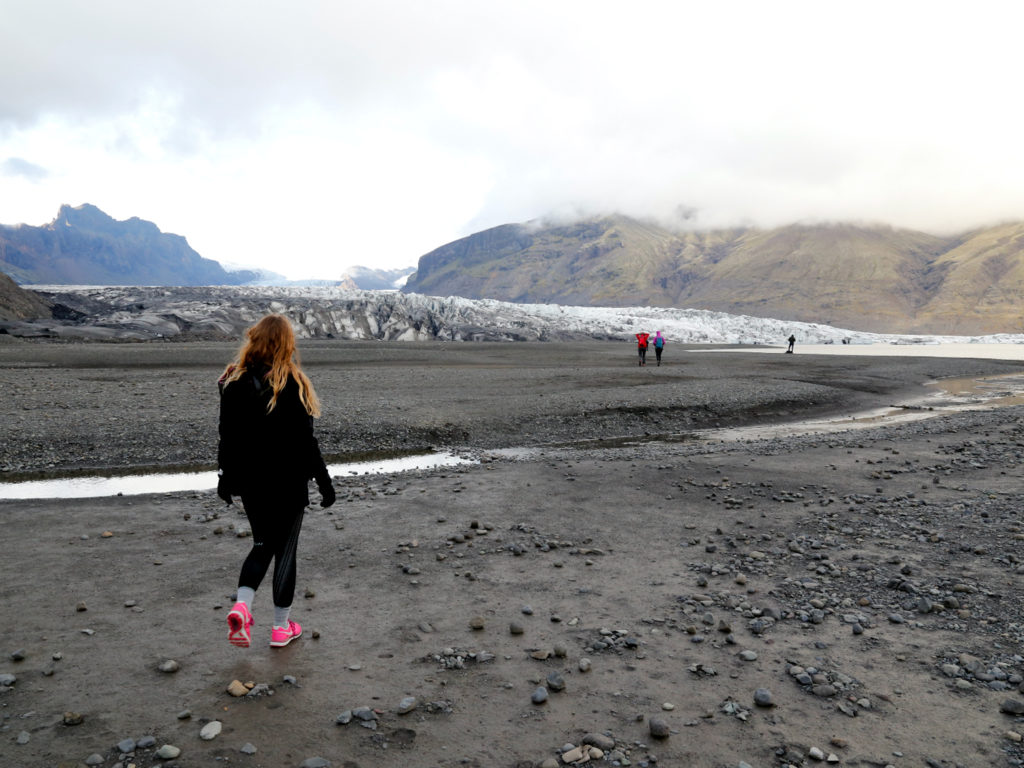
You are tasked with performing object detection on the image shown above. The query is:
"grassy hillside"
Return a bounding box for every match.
[407,216,1023,333]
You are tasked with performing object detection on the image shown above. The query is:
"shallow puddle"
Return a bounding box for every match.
[0,452,473,501]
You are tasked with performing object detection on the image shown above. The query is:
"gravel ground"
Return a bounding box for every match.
[2,340,1024,768]
[2,339,1024,477]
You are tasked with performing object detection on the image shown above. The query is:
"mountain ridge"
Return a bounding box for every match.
[403,216,1024,334]
[0,204,258,286]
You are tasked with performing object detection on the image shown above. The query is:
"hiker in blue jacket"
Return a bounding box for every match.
[652,331,665,366]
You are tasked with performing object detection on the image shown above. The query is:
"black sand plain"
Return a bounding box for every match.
[3,339,1024,768]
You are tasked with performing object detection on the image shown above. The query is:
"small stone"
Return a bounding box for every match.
[299,759,331,768]
[561,746,585,762]
[137,735,156,748]
[521,605,534,615]
[531,686,549,704]
[546,671,566,691]
[509,622,524,635]
[1006,731,1022,743]
[199,720,222,740]
[469,616,485,630]
[809,746,826,760]
[1001,698,1024,715]
[240,742,257,754]
[176,709,192,720]
[85,755,104,766]
[583,733,616,751]
[578,658,592,673]
[335,710,352,725]
[753,688,774,707]
[158,659,179,673]
[10,649,25,661]
[76,602,88,612]
[117,738,136,753]
[649,716,671,738]
[739,650,758,661]
[531,649,551,660]
[0,673,16,686]
[227,679,248,697]
[352,706,378,722]
[662,702,675,711]
[62,711,84,726]
[397,696,417,714]
[16,730,29,744]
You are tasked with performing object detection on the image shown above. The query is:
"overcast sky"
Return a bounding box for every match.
[2,1,1022,280]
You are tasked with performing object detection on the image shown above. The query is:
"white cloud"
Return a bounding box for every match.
[1,0,1023,279]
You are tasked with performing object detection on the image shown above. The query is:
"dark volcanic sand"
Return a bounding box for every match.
[3,339,1024,476]
[2,340,1024,768]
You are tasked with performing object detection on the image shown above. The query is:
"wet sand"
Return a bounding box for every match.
[3,341,1024,767]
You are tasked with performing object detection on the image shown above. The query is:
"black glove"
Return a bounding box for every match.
[317,474,336,508]
[217,473,233,505]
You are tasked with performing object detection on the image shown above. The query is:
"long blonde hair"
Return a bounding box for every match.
[219,314,321,417]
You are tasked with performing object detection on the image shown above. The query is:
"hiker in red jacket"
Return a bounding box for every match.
[636,332,650,366]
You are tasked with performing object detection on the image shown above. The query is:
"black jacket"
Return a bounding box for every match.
[217,366,329,506]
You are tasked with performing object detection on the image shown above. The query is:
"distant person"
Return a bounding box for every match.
[636,332,650,366]
[786,334,796,353]
[652,331,666,366]
[217,314,335,649]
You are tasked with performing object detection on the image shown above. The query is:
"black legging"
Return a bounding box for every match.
[238,495,305,608]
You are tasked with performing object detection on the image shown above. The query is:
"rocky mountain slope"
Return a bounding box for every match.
[404,216,1024,334]
[0,271,49,321]
[0,204,258,286]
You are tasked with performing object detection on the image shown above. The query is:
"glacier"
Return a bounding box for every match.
[12,284,1024,347]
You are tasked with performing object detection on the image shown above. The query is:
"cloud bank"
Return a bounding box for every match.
[1,1,1022,278]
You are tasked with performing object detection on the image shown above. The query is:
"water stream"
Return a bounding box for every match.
[0,452,472,501]
[4,370,1024,501]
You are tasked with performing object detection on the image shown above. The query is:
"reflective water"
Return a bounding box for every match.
[0,452,472,501]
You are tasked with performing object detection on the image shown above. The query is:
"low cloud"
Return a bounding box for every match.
[2,157,48,181]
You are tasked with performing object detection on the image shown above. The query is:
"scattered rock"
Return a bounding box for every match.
[397,696,417,714]
[649,716,671,738]
[199,720,222,740]
[1001,698,1024,715]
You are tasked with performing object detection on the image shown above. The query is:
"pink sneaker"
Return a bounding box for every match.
[226,602,254,648]
[270,620,302,648]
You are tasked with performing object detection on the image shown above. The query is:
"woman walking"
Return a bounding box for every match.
[217,314,335,649]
